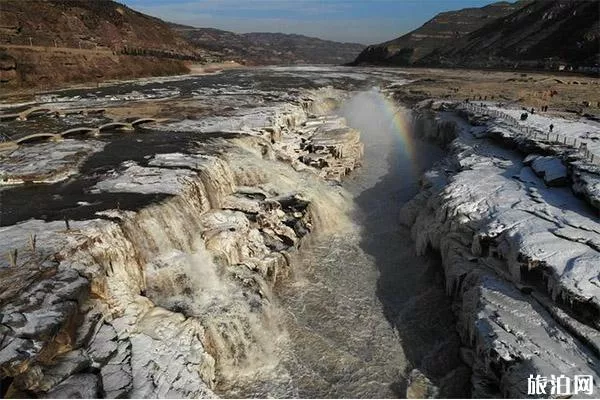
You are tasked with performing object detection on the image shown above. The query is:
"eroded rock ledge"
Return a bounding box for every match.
[402,101,600,397]
[0,88,363,398]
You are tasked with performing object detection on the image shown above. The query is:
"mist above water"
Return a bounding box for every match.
[218,89,466,398]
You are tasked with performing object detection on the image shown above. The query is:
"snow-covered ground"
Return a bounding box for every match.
[486,103,600,158]
[402,101,600,397]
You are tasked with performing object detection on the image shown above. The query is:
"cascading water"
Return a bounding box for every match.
[218,89,469,398]
[0,69,469,398]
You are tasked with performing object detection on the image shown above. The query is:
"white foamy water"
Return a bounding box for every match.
[218,90,461,398]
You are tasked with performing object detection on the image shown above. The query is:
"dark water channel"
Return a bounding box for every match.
[221,90,468,398]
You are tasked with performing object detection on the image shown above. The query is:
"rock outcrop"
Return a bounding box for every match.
[401,101,600,397]
[0,87,363,397]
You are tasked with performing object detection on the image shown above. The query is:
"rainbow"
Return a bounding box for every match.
[371,90,420,171]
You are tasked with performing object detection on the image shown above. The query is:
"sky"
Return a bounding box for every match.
[121,0,498,44]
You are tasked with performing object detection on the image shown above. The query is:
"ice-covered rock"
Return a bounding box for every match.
[571,162,600,213]
[529,155,568,186]
[0,140,105,185]
[93,162,198,195]
[460,103,600,213]
[487,104,600,157]
[0,82,361,398]
[404,101,600,397]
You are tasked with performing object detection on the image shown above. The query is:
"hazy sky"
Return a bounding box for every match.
[121,0,497,44]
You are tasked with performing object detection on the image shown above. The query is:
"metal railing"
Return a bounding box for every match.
[461,103,600,165]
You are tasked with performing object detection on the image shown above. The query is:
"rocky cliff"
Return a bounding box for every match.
[172,24,365,65]
[400,100,600,397]
[353,0,600,70]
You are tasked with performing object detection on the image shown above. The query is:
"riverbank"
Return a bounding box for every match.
[385,67,600,118]
[0,68,372,398]
[0,57,243,105]
[398,98,600,397]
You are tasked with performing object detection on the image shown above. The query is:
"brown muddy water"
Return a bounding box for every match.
[219,90,467,398]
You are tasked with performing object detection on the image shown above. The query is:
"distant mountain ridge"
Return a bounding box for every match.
[352,0,599,70]
[171,24,366,65]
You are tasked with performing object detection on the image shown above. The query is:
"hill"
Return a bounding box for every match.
[352,0,599,71]
[352,1,523,66]
[171,24,365,65]
[419,0,600,69]
[0,0,213,89]
[0,0,208,57]
[0,0,366,90]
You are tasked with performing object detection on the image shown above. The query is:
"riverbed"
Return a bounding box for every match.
[0,68,467,398]
[218,90,467,398]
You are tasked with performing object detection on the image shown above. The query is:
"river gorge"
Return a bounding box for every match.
[1,66,599,399]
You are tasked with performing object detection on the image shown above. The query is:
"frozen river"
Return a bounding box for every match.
[0,68,473,398]
[219,90,466,398]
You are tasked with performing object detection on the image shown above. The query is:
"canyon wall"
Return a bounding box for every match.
[401,102,600,397]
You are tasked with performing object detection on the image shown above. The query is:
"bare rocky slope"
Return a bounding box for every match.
[0,0,200,56]
[352,0,600,70]
[0,0,210,89]
[171,24,366,66]
[352,1,524,66]
[0,0,365,91]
